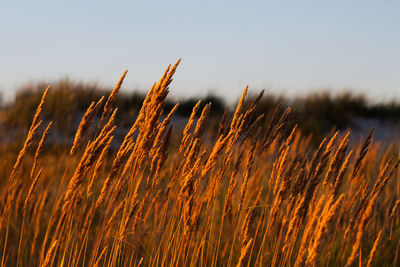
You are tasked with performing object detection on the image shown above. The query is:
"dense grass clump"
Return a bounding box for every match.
[0,61,399,266]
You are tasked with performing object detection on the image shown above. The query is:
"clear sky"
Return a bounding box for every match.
[1,1,399,102]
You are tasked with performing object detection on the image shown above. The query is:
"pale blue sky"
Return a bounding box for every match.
[1,1,399,102]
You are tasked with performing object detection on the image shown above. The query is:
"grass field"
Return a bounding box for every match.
[0,60,399,266]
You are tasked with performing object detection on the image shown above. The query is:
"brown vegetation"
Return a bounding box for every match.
[0,61,399,266]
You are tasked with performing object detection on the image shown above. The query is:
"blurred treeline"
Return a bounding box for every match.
[1,79,400,144]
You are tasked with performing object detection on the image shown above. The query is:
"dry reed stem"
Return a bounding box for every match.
[98,70,127,128]
[236,238,253,267]
[238,141,256,212]
[9,85,49,182]
[352,128,374,180]
[65,122,117,203]
[105,201,125,241]
[31,121,52,180]
[366,230,382,267]
[346,191,380,266]
[41,240,58,267]
[31,86,49,127]
[390,199,400,239]
[31,192,48,256]
[295,194,327,266]
[201,134,229,178]
[217,107,230,137]
[70,96,104,155]
[23,168,43,213]
[179,100,201,153]
[230,86,248,131]
[324,131,350,187]
[87,135,114,197]
[333,151,353,197]
[93,246,107,267]
[305,195,344,266]
[9,121,42,183]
